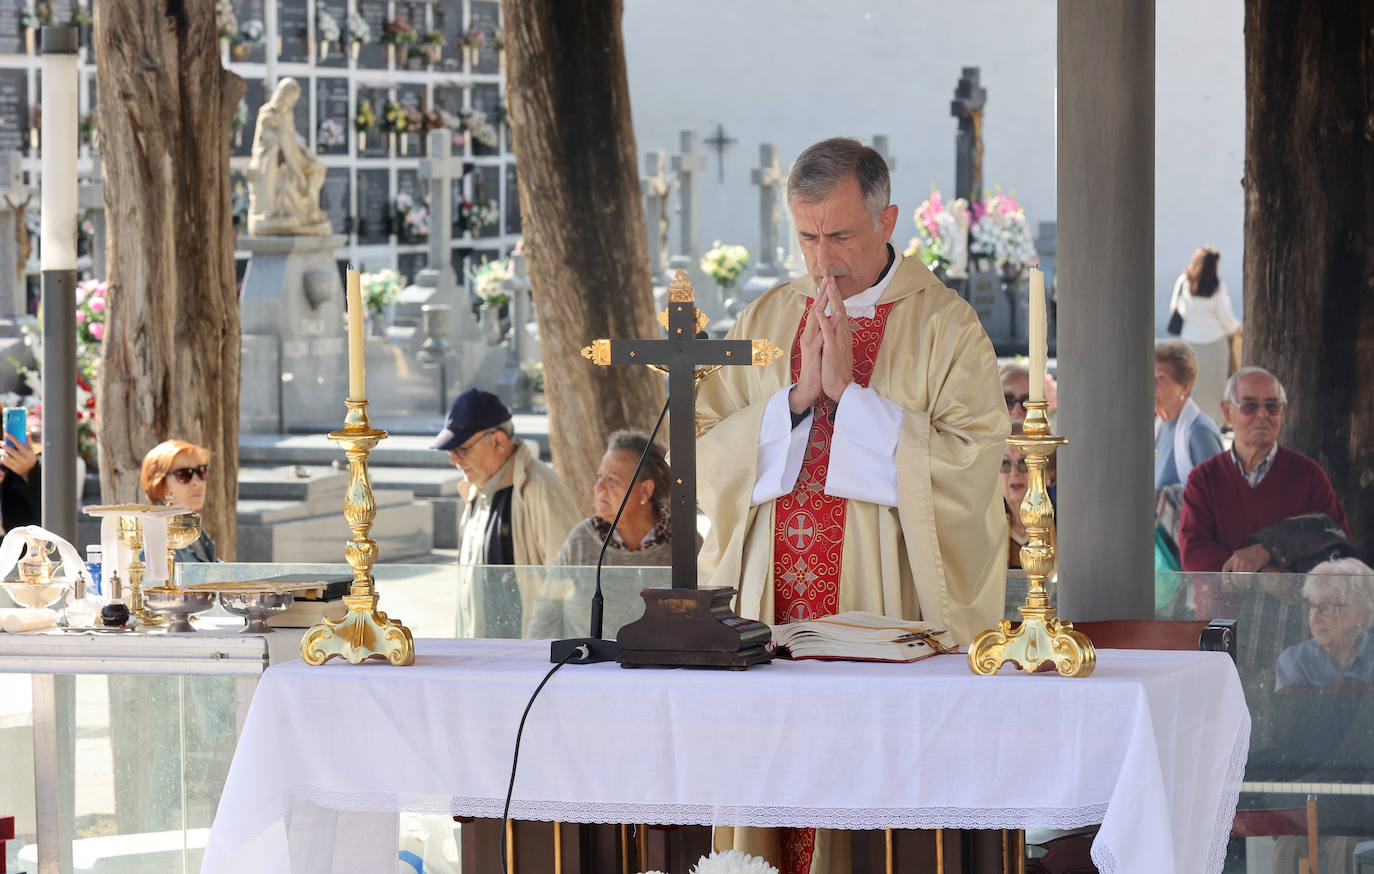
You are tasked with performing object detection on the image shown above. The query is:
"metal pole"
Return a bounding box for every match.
[41,25,80,541]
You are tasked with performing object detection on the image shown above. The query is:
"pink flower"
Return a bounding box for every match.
[88,298,104,313]
[75,310,85,323]
[89,322,104,339]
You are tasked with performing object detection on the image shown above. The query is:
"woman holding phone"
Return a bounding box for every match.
[0,408,40,532]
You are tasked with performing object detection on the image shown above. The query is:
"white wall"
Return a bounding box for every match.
[621,0,1244,331]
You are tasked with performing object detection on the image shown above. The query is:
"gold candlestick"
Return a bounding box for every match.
[117,516,167,627]
[968,401,1095,677]
[300,400,415,666]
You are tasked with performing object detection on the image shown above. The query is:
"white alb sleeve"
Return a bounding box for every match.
[751,385,812,506]
[824,383,902,506]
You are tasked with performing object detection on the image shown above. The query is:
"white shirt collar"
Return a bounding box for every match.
[823,246,901,318]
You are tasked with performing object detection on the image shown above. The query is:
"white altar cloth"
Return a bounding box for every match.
[201,638,1249,874]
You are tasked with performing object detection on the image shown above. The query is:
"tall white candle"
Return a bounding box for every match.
[1028,267,1046,403]
[345,268,366,401]
[40,31,78,271]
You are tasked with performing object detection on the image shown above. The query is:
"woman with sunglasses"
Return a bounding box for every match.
[140,440,217,562]
[1000,426,1056,569]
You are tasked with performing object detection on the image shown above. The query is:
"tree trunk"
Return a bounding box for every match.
[94,0,244,557]
[1244,0,1374,558]
[501,0,665,510]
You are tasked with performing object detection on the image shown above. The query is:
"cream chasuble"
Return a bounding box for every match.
[698,255,1008,874]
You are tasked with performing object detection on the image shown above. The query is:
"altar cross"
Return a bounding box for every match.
[582,270,782,588]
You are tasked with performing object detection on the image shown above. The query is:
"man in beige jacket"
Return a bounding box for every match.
[697,138,1008,874]
[434,389,581,636]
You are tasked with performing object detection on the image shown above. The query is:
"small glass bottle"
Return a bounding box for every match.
[85,545,103,597]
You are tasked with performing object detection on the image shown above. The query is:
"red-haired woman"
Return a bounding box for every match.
[140,439,217,562]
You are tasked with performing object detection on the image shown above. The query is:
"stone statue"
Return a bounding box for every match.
[246,78,331,236]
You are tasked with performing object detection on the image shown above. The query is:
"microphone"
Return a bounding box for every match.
[550,396,672,665]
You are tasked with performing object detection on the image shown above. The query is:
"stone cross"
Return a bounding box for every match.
[668,130,706,273]
[950,67,987,203]
[0,154,32,322]
[703,123,737,184]
[781,163,806,277]
[418,129,465,294]
[582,270,781,588]
[640,150,673,278]
[749,143,784,279]
[78,160,105,278]
[872,134,897,171]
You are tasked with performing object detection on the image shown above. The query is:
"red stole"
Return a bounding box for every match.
[771,296,894,874]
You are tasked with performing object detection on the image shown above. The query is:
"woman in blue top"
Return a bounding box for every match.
[1154,339,1224,490]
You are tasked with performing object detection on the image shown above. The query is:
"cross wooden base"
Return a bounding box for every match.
[617,588,773,670]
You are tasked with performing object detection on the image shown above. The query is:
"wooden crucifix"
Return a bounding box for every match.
[581,269,782,668]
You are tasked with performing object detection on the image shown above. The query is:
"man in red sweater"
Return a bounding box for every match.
[1179,367,1349,617]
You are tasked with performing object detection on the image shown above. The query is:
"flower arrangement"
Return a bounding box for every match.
[468,198,500,232]
[490,28,504,53]
[68,4,91,26]
[700,240,750,289]
[460,109,499,149]
[76,209,94,255]
[238,18,265,47]
[383,101,421,134]
[354,99,376,133]
[346,11,371,45]
[79,110,97,145]
[15,279,107,464]
[470,257,513,307]
[317,118,345,149]
[75,278,107,349]
[216,0,238,41]
[316,8,340,44]
[638,850,778,874]
[359,268,405,313]
[968,189,1037,273]
[903,188,969,271]
[392,191,429,239]
[460,29,486,52]
[381,16,415,49]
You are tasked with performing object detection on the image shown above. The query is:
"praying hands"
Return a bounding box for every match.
[789,276,855,414]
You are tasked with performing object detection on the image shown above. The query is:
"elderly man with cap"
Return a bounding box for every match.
[434,390,581,635]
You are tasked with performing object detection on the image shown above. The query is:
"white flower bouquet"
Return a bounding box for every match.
[700,240,750,289]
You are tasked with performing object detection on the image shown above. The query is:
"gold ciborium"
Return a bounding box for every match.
[299,400,414,666]
[164,512,202,583]
[117,516,166,627]
[967,401,1095,678]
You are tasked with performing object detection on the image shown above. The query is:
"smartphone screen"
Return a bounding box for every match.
[3,407,26,445]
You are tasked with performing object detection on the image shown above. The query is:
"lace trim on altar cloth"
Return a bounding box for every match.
[283,785,1109,831]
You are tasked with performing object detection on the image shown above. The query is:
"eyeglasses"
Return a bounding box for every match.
[1004,393,1030,410]
[451,429,496,459]
[1000,458,1028,474]
[1308,601,1347,616]
[1232,399,1286,416]
[168,465,208,484]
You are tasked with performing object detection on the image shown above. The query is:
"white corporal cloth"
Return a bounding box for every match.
[201,638,1249,874]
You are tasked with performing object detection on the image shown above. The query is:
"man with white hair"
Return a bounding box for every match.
[1179,366,1350,616]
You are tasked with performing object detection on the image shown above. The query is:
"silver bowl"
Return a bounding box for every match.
[218,591,294,634]
[141,587,216,633]
[1,579,72,609]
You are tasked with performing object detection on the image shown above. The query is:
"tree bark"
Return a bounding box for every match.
[94,0,244,557]
[501,0,665,510]
[1244,0,1374,557]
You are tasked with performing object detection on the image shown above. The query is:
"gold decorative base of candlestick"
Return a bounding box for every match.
[967,401,1095,678]
[301,401,415,666]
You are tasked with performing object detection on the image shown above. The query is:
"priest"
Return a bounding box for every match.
[697,137,1008,874]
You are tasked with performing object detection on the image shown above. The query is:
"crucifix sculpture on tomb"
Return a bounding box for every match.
[703,123,737,184]
[950,67,987,204]
[573,269,783,669]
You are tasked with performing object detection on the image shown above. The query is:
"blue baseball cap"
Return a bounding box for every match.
[432,389,511,451]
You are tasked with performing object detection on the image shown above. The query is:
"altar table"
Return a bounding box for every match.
[201,638,1249,874]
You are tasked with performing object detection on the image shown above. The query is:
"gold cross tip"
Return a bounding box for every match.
[751,340,784,366]
[580,339,611,365]
[668,269,695,302]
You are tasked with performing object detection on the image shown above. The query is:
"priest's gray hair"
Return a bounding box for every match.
[787,138,890,228]
[1224,366,1288,405]
[1304,558,1374,624]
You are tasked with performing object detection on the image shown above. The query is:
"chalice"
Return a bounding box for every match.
[164,512,203,583]
[117,515,165,626]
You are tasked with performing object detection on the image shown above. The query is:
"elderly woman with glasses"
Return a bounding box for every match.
[1275,558,1374,692]
[140,439,217,562]
[1154,339,1224,490]
[1001,425,1055,569]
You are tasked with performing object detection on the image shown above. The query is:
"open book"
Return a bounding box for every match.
[770,611,958,662]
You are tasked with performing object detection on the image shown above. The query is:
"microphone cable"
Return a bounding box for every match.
[501,645,576,874]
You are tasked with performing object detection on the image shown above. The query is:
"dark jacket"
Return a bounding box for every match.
[0,460,41,531]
